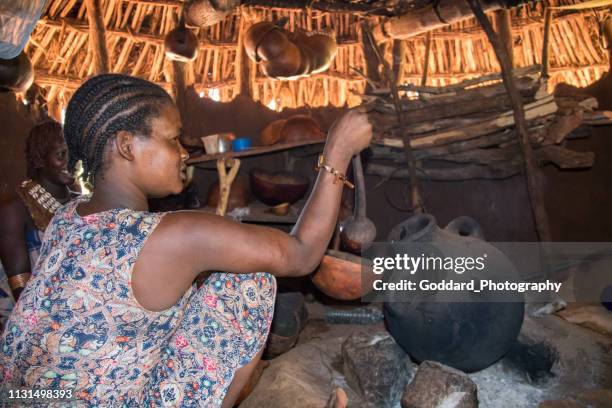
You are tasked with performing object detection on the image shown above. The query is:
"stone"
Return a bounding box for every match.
[341,331,415,408]
[501,338,559,384]
[401,361,477,408]
[240,322,370,408]
[557,306,612,337]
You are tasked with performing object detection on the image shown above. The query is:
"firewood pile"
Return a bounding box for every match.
[363,65,610,181]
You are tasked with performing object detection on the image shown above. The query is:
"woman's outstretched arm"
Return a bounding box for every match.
[133,109,372,311]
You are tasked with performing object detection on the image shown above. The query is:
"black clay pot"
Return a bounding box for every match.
[383,214,524,372]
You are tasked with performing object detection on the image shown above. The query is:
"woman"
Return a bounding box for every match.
[0,121,76,327]
[0,74,372,407]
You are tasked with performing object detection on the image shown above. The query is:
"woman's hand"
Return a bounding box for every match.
[325,108,373,159]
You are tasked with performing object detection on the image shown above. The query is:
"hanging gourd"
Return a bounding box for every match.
[0,52,34,93]
[184,0,240,28]
[244,21,338,80]
[164,17,198,62]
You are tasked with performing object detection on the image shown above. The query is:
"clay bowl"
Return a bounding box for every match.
[249,169,309,206]
[311,249,376,300]
[206,176,251,211]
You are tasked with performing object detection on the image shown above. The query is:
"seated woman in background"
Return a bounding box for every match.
[0,121,77,328]
[0,74,372,407]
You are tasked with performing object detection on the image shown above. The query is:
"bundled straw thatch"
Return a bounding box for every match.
[23,0,609,120]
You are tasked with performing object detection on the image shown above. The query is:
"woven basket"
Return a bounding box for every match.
[185,0,239,28]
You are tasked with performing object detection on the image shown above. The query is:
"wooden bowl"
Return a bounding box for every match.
[311,250,376,300]
[249,169,309,206]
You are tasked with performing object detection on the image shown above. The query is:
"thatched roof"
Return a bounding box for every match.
[25,0,609,120]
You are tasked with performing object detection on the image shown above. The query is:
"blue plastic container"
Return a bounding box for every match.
[232,138,252,152]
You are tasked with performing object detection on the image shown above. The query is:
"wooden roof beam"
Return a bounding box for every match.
[373,0,506,41]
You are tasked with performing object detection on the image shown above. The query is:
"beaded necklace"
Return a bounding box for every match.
[22,180,63,213]
[16,179,67,231]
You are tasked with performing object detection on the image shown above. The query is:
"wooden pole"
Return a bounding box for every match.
[421,31,433,87]
[235,14,252,97]
[373,0,505,41]
[392,40,406,85]
[362,22,424,214]
[603,14,612,64]
[360,22,383,93]
[495,8,514,68]
[85,0,110,74]
[171,61,187,113]
[467,0,551,241]
[541,8,553,79]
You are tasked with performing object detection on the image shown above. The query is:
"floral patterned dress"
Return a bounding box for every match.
[0,198,276,407]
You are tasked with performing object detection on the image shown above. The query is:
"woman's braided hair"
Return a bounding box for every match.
[26,121,65,178]
[63,74,173,184]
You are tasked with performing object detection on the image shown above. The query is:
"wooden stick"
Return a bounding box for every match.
[366,161,521,181]
[373,0,505,41]
[603,13,612,64]
[467,0,552,242]
[392,40,406,86]
[421,31,433,87]
[242,0,374,13]
[362,21,423,213]
[235,14,252,97]
[369,65,542,95]
[541,8,553,79]
[216,158,241,216]
[375,92,531,123]
[378,96,557,149]
[360,22,383,94]
[495,8,514,68]
[85,0,110,74]
[171,61,188,115]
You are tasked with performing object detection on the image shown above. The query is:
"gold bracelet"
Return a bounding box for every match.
[315,154,354,189]
[8,273,31,291]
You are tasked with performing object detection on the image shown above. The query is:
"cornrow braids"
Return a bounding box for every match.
[63,74,173,184]
[25,121,65,178]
